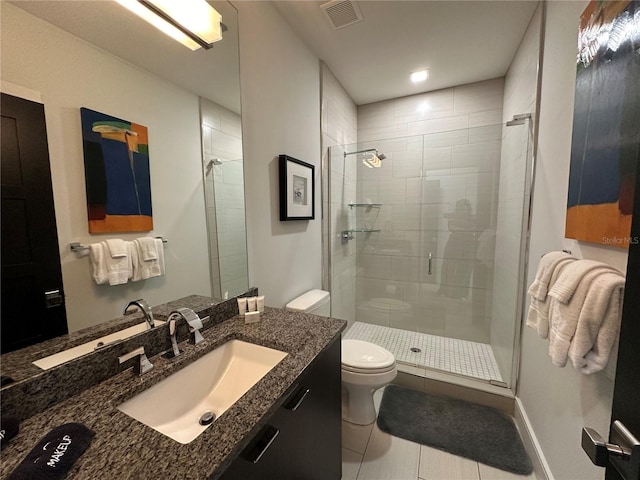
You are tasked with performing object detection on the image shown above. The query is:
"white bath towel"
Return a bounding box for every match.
[548,259,621,304]
[102,240,132,285]
[526,257,574,338]
[568,271,625,374]
[547,264,619,368]
[137,236,157,261]
[528,251,576,301]
[89,242,108,285]
[155,238,165,276]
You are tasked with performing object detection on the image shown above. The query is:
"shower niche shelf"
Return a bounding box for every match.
[341,229,381,240]
[348,203,382,208]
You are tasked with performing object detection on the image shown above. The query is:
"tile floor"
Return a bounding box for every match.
[342,389,535,480]
[344,322,503,383]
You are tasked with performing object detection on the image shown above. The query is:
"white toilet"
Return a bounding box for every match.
[285,290,398,426]
[340,339,397,425]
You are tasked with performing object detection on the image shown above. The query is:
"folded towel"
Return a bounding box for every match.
[526,257,574,338]
[568,271,625,374]
[132,238,164,281]
[137,236,157,261]
[7,423,94,480]
[104,239,127,258]
[129,240,141,282]
[548,259,621,304]
[89,243,108,285]
[547,267,613,367]
[102,241,132,286]
[527,251,576,301]
[0,416,19,450]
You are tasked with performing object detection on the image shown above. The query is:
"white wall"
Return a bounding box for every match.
[322,63,358,324]
[1,4,211,332]
[236,2,322,308]
[519,2,627,479]
[492,3,542,386]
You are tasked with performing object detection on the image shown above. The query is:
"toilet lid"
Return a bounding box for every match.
[342,340,395,370]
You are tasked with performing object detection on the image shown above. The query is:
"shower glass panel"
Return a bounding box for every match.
[331,121,532,389]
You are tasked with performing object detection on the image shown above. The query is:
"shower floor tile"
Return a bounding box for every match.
[344,322,503,383]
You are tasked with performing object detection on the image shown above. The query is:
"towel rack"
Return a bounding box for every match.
[70,237,168,253]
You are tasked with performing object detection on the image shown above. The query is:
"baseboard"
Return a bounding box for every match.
[514,397,555,480]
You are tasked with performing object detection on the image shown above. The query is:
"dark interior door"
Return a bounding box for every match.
[605,148,640,480]
[1,93,67,353]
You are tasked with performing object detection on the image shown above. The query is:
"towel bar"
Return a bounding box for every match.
[70,237,168,253]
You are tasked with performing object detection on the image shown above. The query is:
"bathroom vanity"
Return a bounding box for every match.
[0,298,345,479]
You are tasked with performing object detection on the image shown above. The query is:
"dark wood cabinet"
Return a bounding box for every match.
[218,337,341,480]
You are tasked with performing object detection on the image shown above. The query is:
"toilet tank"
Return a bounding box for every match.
[285,289,330,317]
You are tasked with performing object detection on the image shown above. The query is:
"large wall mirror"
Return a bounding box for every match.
[0,1,247,366]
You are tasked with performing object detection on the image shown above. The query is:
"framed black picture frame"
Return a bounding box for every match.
[279,154,315,221]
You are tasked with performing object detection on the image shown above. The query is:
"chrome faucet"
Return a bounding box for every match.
[123,299,154,330]
[167,308,205,357]
[118,346,153,376]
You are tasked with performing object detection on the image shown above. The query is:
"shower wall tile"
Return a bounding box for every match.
[423,129,470,148]
[469,124,503,144]
[378,178,407,204]
[358,101,394,129]
[407,114,469,137]
[451,141,501,172]
[357,254,392,279]
[422,146,452,172]
[453,78,505,115]
[392,89,454,124]
[391,151,423,178]
[359,124,408,143]
[469,109,503,128]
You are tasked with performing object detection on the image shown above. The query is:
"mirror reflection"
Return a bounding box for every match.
[0,1,247,361]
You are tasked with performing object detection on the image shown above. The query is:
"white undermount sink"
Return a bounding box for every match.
[117,339,288,444]
[33,320,166,370]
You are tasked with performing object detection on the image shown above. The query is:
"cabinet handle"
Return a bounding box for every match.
[246,426,280,464]
[285,387,310,411]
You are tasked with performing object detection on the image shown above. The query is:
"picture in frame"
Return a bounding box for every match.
[279,154,315,221]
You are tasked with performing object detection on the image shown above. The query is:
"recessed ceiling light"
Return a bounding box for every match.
[410,70,429,83]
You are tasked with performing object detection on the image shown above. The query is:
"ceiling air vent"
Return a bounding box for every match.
[320,0,364,30]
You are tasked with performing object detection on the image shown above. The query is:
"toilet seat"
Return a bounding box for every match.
[342,339,395,372]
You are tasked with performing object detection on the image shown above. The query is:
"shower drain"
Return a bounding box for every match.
[410,347,421,353]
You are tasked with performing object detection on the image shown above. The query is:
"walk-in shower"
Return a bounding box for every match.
[327,117,533,390]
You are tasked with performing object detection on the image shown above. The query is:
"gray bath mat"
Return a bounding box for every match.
[377,384,533,475]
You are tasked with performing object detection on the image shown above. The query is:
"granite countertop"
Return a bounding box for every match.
[0,308,346,480]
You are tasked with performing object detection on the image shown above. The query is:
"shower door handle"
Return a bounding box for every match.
[428,252,433,275]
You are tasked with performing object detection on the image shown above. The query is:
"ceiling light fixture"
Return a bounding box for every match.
[410,70,429,83]
[116,0,222,51]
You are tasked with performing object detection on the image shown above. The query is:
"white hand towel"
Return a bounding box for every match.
[105,239,127,258]
[526,257,574,338]
[137,236,157,261]
[102,240,131,285]
[89,242,108,285]
[568,271,625,374]
[547,267,612,367]
[548,259,621,304]
[132,238,164,280]
[527,251,575,301]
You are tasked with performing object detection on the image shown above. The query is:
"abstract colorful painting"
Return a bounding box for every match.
[565,0,640,248]
[81,108,153,233]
